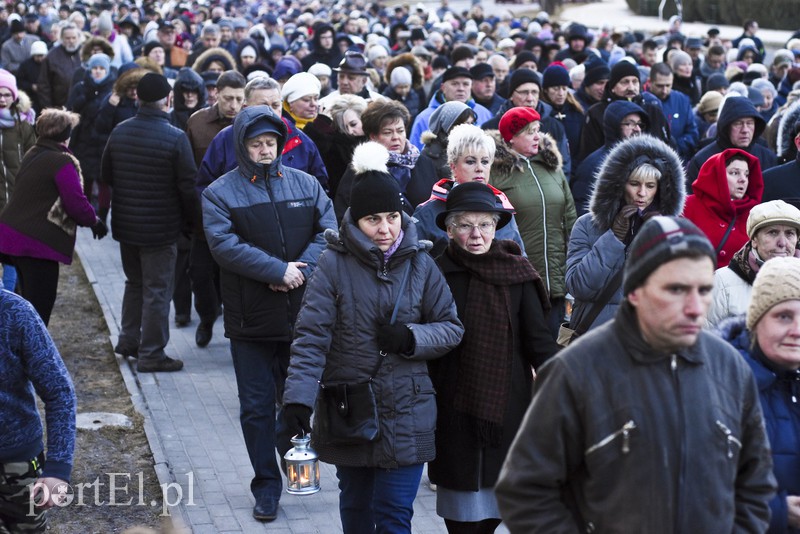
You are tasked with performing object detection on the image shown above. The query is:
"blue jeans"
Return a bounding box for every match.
[336,464,424,534]
[230,339,289,502]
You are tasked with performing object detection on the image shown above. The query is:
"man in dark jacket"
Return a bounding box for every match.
[470,62,505,115]
[763,119,800,208]
[37,23,81,108]
[646,62,699,163]
[686,95,778,187]
[301,23,342,88]
[185,70,246,348]
[496,216,776,533]
[578,59,671,162]
[201,107,335,522]
[101,73,198,373]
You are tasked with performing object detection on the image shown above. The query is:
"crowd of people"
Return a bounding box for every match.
[2,0,800,532]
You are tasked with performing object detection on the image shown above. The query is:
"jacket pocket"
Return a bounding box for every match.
[715,419,742,460]
[585,419,637,470]
[411,373,436,435]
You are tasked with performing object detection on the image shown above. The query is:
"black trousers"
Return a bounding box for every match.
[14,256,60,326]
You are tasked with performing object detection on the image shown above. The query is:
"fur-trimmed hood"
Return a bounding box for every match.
[81,36,114,62]
[777,99,800,160]
[486,129,562,177]
[192,47,236,74]
[113,67,148,96]
[385,53,424,90]
[133,56,162,75]
[588,135,686,232]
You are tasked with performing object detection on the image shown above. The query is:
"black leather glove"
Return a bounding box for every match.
[610,205,638,242]
[377,324,414,354]
[91,218,108,240]
[283,404,312,440]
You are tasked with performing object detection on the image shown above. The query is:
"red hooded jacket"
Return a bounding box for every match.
[683,148,764,268]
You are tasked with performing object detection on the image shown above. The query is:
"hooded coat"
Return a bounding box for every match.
[687,96,777,186]
[571,100,650,216]
[282,216,464,468]
[409,90,493,150]
[579,87,671,162]
[489,130,576,299]
[718,318,800,534]
[95,67,150,136]
[383,52,426,117]
[300,24,343,81]
[683,149,764,268]
[775,99,800,164]
[201,107,336,341]
[567,135,685,330]
[191,47,236,74]
[169,68,207,131]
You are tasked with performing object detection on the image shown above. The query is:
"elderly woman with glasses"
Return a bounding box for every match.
[490,107,577,339]
[428,181,559,533]
[414,123,526,258]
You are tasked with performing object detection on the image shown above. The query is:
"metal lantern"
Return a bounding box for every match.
[284,433,321,495]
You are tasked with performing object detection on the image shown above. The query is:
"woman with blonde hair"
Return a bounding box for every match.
[0,109,107,324]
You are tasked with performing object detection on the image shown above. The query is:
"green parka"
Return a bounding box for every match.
[488,131,576,299]
[0,111,36,210]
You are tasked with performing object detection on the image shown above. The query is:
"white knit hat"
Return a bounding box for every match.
[281,72,321,102]
[747,256,800,330]
[307,63,332,77]
[746,200,800,239]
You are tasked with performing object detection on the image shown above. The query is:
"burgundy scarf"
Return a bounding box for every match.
[446,239,547,445]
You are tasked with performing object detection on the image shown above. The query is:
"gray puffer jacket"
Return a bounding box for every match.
[566,135,685,329]
[283,213,464,468]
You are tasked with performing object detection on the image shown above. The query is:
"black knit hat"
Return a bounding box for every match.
[508,68,541,95]
[442,66,472,83]
[583,55,610,87]
[542,64,570,88]
[609,60,641,90]
[623,216,716,295]
[137,72,171,102]
[348,142,403,221]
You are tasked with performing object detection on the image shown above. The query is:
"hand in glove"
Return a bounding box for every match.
[91,218,108,240]
[610,205,639,242]
[283,404,312,440]
[377,324,414,354]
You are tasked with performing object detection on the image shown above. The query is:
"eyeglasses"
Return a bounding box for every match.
[451,221,496,235]
[0,93,14,100]
[620,121,645,129]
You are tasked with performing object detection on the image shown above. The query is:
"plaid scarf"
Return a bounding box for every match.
[446,239,547,445]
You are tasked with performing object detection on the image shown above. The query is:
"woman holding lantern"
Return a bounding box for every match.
[281,141,463,533]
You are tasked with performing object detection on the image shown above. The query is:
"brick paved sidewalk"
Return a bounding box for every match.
[75,230,462,533]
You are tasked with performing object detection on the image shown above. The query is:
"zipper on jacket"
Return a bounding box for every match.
[262,166,293,322]
[585,420,636,455]
[671,353,685,533]
[523,158,550,294]
[1,130,6,203]
[715,420,742,459]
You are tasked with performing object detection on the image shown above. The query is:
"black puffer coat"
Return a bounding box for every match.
[67,69,117,186]
[100,106,198,246]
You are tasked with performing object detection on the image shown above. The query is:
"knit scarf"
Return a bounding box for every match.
[282,100,313,130]
[446,239,546,446]
[387,141,419,192]
[0,108,15,129]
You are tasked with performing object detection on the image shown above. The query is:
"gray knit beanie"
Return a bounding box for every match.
[624,216,716,295]
[429,101,474,136]
[747,256,800,331]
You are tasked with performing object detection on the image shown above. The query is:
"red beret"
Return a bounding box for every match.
[498,107,541,143]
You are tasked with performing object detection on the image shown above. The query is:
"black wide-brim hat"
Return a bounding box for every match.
[435,182,512,231]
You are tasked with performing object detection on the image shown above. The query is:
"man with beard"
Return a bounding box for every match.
[37,23,81,108]
[578,59,670,162]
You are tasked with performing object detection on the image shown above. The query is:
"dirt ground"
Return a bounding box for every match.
[41,256,173,533]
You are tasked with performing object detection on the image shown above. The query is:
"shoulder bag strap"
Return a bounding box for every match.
[715,214,737,255]
[573,267,625,336]
[371,260,413,378]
